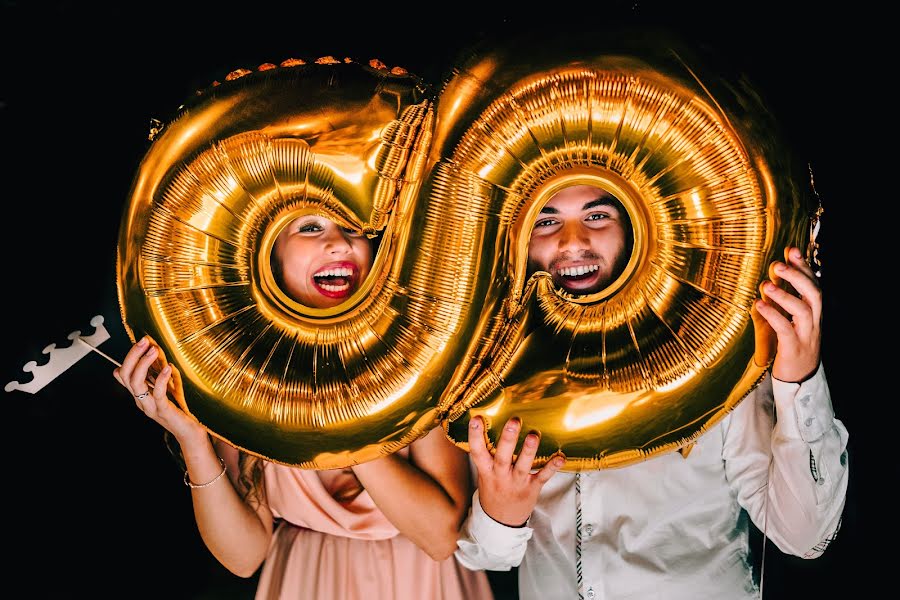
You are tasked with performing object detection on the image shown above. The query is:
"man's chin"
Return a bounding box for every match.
[555,276,608,296]
[558,284,605,296]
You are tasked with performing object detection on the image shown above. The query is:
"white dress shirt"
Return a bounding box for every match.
[455,364,849,600]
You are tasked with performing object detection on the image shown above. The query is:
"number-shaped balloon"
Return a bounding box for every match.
[118,32,813,471]
[118,61,496,468]
[431,33,812,469]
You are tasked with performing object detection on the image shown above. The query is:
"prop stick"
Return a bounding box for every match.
[74,336,122,367]
[73,336,158,391]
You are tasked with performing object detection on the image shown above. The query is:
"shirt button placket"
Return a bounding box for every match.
[582,473,600,600]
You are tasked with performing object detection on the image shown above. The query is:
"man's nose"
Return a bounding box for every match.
[557,221,589,251]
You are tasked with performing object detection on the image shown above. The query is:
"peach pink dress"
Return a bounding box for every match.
[253,451,494,600]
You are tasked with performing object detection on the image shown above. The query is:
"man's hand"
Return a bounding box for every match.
[751,246,822,383]
[468,415,565,527]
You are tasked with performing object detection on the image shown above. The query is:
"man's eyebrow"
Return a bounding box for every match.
[583,197,617,211]
[538,195,619,214]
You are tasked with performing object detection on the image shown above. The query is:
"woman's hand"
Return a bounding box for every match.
[350,427,475,561]
[113,336,207,446]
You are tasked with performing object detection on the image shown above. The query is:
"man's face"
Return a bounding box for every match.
[527,185,630,295]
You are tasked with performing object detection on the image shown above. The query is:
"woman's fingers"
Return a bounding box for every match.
[117,336,149,388]
[143,364,173,418]
[128,346,158,394]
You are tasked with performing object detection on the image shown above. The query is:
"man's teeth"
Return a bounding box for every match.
[557,264,599,277]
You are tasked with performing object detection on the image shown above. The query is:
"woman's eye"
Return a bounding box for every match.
[298,223,323,233]
[342,227,362,236]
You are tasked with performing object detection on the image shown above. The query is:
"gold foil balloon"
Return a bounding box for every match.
[117,61,493,468]
[117,34,814,471]
[433,31,814,469]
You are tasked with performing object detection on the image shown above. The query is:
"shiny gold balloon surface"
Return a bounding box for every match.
[118,36,812,471]
[118,62,492,468]
[432,33,811,469]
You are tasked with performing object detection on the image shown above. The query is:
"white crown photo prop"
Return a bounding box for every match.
[6,315,114,394]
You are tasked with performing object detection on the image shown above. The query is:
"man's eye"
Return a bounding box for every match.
[586,213,609,221]
[534,218,557,228]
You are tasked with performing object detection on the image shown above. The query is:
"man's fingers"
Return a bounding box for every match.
[754,298,793,336]
[467,416,495,474]
[750,299,777,367]
[762,282,809,325]
[512,432,540,476]
[767,260,784,289]
[781,245,814,278]
[785,246,815,278]
[493,418,522,471]
[534,454,566,484]
[774,262,822,323]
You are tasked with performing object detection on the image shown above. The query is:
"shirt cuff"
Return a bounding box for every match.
[772,362,833,442]
[467,488,534,549]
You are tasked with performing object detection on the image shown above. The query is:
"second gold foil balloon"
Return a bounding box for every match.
[432,31,810,469]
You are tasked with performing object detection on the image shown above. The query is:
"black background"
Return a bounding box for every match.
[2,1,880,598]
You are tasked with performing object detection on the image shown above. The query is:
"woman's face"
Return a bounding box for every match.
[272,215,373,308]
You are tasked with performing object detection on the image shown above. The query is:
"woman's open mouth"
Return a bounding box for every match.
[312,261,359,299]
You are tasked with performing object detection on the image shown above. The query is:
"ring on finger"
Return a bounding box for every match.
[135,391,151,401]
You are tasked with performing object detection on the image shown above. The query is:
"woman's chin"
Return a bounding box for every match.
[309,285,357,308]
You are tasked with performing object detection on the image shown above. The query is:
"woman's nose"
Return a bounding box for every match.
[323,227,354,254]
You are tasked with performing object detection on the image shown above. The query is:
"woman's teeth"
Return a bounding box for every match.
[316,267,353,278]
[319,281,350,292]
[314,267,354,292]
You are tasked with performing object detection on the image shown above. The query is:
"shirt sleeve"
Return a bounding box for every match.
[454,488,533,571]
[722,363,849,558]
